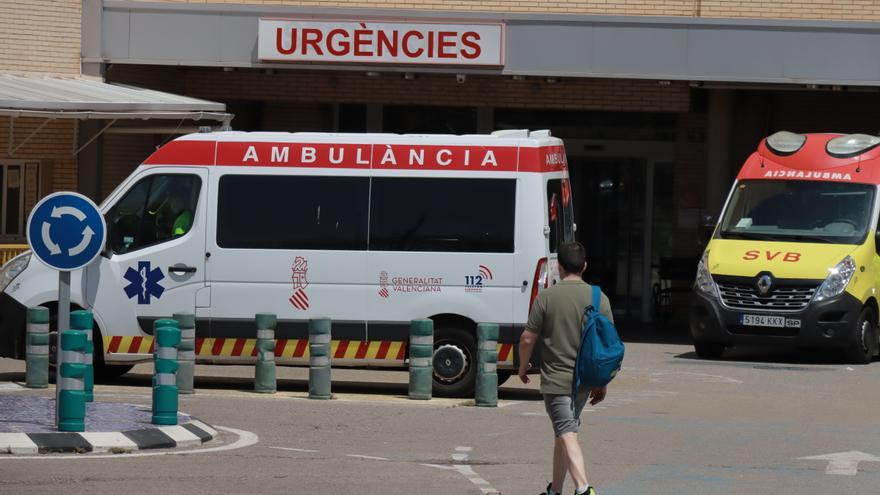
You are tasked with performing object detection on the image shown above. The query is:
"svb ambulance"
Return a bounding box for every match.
[691,131,880,364]
[0,129,573,396]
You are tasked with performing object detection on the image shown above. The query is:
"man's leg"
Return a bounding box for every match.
[551,436,568,493]
[559,432,588,489]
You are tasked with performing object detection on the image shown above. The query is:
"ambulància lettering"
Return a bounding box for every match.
[764,170,853,180]
[241,145,500,167]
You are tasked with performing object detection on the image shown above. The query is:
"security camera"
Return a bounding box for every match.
[456,74,467,84]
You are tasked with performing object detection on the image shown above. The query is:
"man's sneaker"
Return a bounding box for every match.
[540,483,555,495]
[575,487,597,495]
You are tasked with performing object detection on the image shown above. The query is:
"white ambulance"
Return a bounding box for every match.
[0,129,574,396]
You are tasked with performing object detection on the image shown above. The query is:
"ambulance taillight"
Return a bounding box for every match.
[529,257,550,313]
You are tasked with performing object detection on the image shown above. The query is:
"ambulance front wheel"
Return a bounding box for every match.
[432,327,477,397]
[43,303,134,381]
[844,306,877,365]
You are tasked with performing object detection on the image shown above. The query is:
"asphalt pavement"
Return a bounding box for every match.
[1,340,878,495]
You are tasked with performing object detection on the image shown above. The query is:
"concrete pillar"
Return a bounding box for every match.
[706,89,734,219]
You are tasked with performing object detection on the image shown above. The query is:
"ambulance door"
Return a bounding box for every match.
[86,168,208,358]
[206,171,369,363]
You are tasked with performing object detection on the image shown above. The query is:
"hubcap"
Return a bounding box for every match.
[433,344,469,383]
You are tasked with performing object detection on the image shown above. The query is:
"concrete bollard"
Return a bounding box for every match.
[173,312,196,394]
[70,310,94,402]
[408,319,433,400]
[57,330,87,431]
[25,307,50,389]
[476,323,499,407]
[254,313,277,394]
[308,317,332,400]
[152,319,180,425]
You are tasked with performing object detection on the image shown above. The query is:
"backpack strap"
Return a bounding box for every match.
[590,285,602,312]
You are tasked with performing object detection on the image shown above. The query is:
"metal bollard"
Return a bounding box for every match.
[57,330,87,431]
[25,307,50,389]
[476,323,499,407]
[408,319,433,400]
[152,319,180,425]
[70,310,94,402]
[308,317,332,400]
[173,312,196,394]
[254,313,277,394]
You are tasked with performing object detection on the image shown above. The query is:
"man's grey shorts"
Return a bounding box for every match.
[544,394,590,437]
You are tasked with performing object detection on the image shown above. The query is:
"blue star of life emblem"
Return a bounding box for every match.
[123,261,165,304]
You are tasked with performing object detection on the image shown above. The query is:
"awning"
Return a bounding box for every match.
[0,74,232,156]
[0,74,231,122]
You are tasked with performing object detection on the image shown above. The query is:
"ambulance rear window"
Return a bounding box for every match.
[547,178,574,253]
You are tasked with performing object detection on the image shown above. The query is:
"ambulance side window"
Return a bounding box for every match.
[106,174,201,254]
[369,178,515,253]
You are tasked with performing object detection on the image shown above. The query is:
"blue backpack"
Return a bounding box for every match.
[572,285,625,401]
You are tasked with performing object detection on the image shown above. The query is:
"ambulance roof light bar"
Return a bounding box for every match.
[826,134,880,158]
[765,131,806,156]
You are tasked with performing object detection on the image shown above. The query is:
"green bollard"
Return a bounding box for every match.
[152,320,180,425]
[254,313,277,394]
[308,317,332,400]
[476,323,499,407]
[70,310,94,402]
[58,330,87,432]
[173,313,196,394]
[408,319,433,400]
[25,307,50,389]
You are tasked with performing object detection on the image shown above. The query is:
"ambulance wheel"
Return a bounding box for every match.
[432,327,477,397]
[845,307,877,365]
[693,341,725,359]
[44,303,133,381]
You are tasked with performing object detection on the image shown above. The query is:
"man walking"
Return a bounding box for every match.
[518,241,614,495]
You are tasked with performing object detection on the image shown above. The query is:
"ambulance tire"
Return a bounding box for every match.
[693,341,725,360]
[44,302,133,381]
[432,327,477,397]
[845,306,877,365]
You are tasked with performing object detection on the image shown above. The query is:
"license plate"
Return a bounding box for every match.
[739,314,801,328]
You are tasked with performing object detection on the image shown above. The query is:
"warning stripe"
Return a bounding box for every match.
[102,336,154,354]
[497,343,513,363]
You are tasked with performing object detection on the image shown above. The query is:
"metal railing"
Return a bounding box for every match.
[0,244,29,266]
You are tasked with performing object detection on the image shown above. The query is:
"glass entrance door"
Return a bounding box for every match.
[569,157,648,322]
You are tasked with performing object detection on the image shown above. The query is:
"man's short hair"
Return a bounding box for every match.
[558,242,586,274]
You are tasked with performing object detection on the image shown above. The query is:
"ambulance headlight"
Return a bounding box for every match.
[826,134,880,158]
[695,251,716,296]
[766,131,806,156]
[814,256,856,302]
[0,253,30,293]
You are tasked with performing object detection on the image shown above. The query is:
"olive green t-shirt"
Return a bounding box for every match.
[526,280,614,395]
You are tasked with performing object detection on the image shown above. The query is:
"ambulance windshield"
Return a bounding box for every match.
[719,180,875,245]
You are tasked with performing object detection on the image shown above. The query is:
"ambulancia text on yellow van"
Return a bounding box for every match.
[690,131,880,363]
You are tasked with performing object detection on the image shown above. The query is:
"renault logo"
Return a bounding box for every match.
[756,275,773,296]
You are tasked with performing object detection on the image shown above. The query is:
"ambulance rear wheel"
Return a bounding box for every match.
[432,327,477,397]
[693,341,725,360]
[844,306,877,365]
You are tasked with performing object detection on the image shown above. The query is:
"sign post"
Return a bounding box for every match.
[26,192,106,428]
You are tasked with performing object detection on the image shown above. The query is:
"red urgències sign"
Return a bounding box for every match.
[258,19,504,66]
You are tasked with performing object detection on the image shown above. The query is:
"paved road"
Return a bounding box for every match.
[1,341,879,495]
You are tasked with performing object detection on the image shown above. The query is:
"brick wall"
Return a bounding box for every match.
[133,0,880,21]
[101,134,158,199]
[0,0,81,74]
[107,66,691,113]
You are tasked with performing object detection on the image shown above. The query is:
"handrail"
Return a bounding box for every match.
[0,244,29,266]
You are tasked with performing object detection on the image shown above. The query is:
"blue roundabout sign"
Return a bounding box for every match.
[26,192,107,271]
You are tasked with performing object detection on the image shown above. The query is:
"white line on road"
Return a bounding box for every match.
[798,451,880,475]
[347,454,390,461]
[270,447,320,453]
[0,426,258,460]
[422,446,500,495]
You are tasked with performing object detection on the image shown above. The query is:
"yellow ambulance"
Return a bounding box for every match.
[690,131,880,363]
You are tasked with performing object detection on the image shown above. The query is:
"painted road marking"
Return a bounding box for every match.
[0,426,257,460]
[0,383,24,390]
[348,454,390,461]
[798,451,880,475]
[422,446,500,495]
[270,447,320,453]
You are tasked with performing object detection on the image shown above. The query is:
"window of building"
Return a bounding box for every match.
[106,174,201,254]
[0,162,38,239]
[369,178,515,253]
[217,175,369,250]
